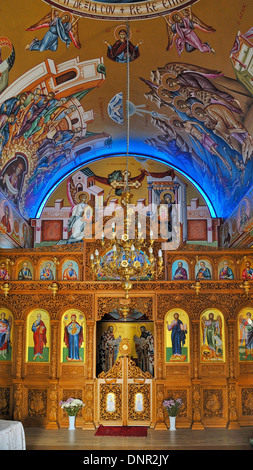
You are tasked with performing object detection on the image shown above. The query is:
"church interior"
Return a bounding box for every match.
[0,0,253,453]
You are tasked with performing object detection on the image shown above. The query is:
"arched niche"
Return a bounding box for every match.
[26,308,50,363]
[61,259,79,281]
[218,258,235,280]
[240,258,253,281]
[238,308,253,362]
[61,309,86,363]
[96,315,154,377]
[39,260,56,281]
[200,309,225,363]
[17,259,33,280]
[171,259,189,280]
[0,307,13,362]
[195,259,212,280]
[164,308,189,363]
[0,261,10,281]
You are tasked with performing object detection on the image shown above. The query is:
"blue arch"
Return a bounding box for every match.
[34,150,217,219]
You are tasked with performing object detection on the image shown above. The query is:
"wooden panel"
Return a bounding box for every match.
[0,245,252,429]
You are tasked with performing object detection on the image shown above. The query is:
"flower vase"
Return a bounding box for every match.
[68,415,76,430]
[169,416,176,431]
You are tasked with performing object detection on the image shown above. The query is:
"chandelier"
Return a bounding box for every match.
[90,187,163,298]
[90,23,163,298]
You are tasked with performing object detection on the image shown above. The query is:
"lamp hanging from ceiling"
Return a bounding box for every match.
[90,23,163,299]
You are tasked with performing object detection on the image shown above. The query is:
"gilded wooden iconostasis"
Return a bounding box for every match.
[0,0,253,435]
[0,243,252,430]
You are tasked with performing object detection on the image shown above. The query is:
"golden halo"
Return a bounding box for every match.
[191,102,206,121]
[170,10,183,23]
[173,96,189,112]
[160,190,175,203]
[76,191,89,203]
[157,85,173,103]
[106,323,117,334]
[169,115,184,129]
[161,72,179,91]
[60,11,73,22]
[136,323,149,336]
[114,25,132,41]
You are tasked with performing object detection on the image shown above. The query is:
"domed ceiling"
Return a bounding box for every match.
[0,0,252,220]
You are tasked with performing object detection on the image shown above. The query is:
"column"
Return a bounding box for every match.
[46,382,59,429]
[46,320,59,429]
[15,321,23,380]
[191,321,204,429]
[227,319,240,429]
[86,321,95,380]
[13,321,24,421]
[154,322,167,429]
[83,321,96,429]
[156,323,164,380]
[50,320,59,380]
[13,382,24,422]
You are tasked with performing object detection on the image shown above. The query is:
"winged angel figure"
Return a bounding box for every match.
[25,8,81,52]
[164,8,215,56]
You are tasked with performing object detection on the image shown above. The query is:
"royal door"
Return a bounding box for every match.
[95,339,154,426]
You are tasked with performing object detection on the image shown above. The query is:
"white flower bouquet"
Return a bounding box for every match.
[60,398,84,417]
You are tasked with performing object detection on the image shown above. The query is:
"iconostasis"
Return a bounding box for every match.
[0,0,252,430]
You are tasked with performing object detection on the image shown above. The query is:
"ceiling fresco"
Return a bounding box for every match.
[0,0,252,221]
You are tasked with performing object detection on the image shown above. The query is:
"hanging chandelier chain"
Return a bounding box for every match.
[126,21,130,191]
[90,21,164,303]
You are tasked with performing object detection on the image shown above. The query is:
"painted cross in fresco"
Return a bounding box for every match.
[109,170,142,193]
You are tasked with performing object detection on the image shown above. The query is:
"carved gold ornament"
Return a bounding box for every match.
[119,338,131,357]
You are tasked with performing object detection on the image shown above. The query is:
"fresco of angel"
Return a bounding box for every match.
[25,8,81,52]
[0,37,15,95]
[201,312,224,361]
[164,8,215,56]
